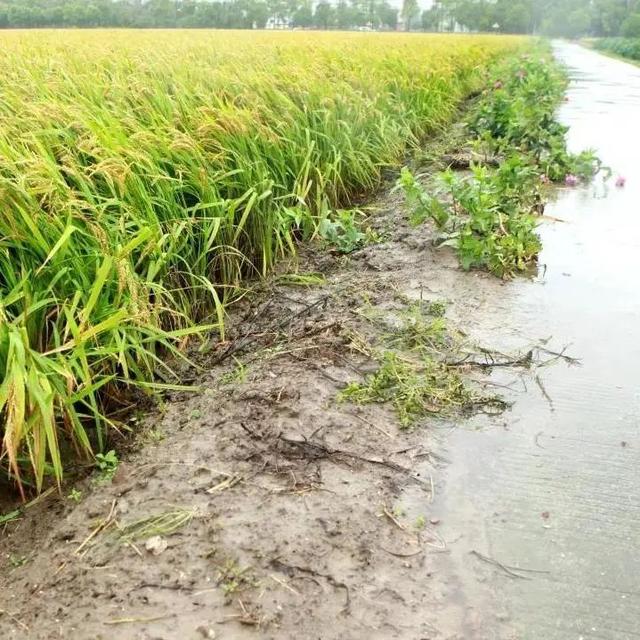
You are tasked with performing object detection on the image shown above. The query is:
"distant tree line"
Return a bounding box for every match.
[429,0,640,38]
[0,0,639,37]
[0,0,401,30]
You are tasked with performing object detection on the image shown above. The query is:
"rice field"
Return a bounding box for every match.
[0,30,526,493]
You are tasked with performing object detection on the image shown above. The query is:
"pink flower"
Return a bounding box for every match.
[494,80,503,89]
[615,176,626,188]
[565,174,579,187]
[540,174,550,184]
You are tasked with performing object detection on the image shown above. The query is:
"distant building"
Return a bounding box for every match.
[266,16,292,29]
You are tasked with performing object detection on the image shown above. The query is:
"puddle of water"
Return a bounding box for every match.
[413,43,640,640]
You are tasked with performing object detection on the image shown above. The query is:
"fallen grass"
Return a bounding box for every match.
[0,30,527,491]
[114,507,196,544]
[75,504,197,559]
[341,351,474,427]
[341,300,494,426]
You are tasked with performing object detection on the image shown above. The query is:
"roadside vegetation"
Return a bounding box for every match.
[398,52,601,277]
[0,30,527,494]
[593,37,640,61]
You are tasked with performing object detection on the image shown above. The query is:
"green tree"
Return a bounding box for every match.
[376,0,397,29]
[621,12,640,36]
[336,0,354,28]
[293,0,312,26]
[401,0,419,30]
[313,0,334,28]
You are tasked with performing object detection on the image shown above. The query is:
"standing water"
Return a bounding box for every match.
[426,43,640,639]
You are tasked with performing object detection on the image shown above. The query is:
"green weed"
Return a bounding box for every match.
[67,488,83,503]
[318,209,370,254]
[216,558,258,596]
[95,450,119,482]
[398,52,601,278]
[219,356,247,385]
[396,167,450,228]
[9,554,28,568]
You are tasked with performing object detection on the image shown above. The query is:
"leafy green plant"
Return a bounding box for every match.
[395,167,449,228]
[95,450,119,481]
[318,209,369,254]
[399,52,602,278]
[468,53,601,183]
[399,160,542,277]
[68,488,83,503]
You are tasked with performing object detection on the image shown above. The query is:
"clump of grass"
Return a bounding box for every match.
[219,356,247,385]
[343,299,502,426]
[341,351,473,427]
[0,30,527,491]
[275,272,326,287]
[386,302,452,352]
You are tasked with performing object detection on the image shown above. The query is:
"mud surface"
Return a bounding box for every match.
[0,146,531,638]
[1,43,638,640]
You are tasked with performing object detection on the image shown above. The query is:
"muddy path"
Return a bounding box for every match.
[1,43,638,640]
[0,170,518,639]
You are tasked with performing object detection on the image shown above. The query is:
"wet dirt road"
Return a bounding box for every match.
[424,43,640,639]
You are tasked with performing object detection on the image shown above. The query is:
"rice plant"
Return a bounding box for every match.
[0,30,526,493]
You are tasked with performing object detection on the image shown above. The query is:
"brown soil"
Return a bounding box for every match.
[0,174,521,640]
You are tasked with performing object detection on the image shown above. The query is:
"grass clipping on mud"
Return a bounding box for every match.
[0,30,527,491]
[340,301,501,427]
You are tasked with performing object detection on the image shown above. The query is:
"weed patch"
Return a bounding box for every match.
[398,51,603,278]
[341,301,500,427]
[341,351,474,427]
